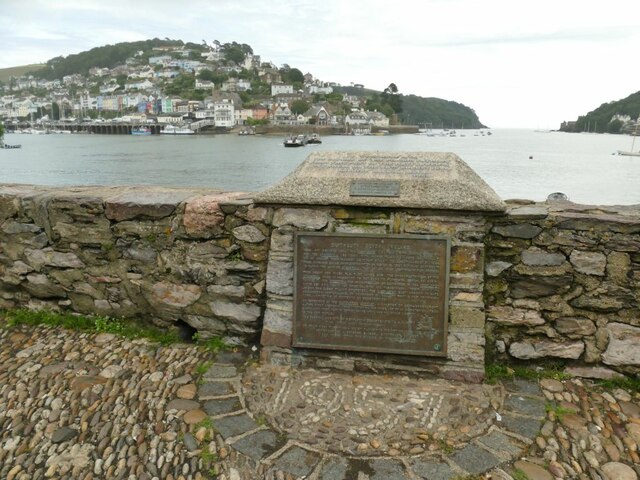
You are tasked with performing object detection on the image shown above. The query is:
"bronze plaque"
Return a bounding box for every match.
[293,233,450,356]
[349,180,401,197]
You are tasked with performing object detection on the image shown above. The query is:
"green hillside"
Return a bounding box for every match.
[334,87,485,129]
[0,64,45,83]
[399,95,486,129]
[560,91,640,133]
[32,38,187,79]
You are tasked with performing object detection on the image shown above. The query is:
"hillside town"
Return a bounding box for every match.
[0,41,393,133]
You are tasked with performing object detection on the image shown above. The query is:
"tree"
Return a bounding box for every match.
[282,68,304,84]
[381,82,402,114]
[198,69,216,82]
[52,102,61,120]
[290,100,310,115]
[384,83,398,95]
[221,41,253,65]
[116,74,127,88]
[0,122,5,144]
[608,119,623,134]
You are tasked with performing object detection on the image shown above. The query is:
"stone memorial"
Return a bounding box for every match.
[255,151,506,211]
[255,151,505,381]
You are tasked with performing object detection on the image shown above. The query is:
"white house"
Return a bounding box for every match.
[213,99,235,128]
[221,78,251,92]
[271,84,294,96]
[367,111,389,127]
[125,79,154,91]
[304,105,332,126]
[149,55,172,66]
[195,79,215,90]
[307,85,333,95]
[202,51,224,62]
[155,70,180,79]
[345,110,371,126]
[271,103,295,125]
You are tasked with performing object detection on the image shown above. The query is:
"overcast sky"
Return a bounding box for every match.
[1,0,638,128]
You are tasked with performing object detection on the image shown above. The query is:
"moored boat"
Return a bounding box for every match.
[306,133,322,144]
[284,134,307,147]
[617,150,640,157]
[238,127,255,136]
[132,127,152,135]
[161,125,194,135]
[617,130,639,156]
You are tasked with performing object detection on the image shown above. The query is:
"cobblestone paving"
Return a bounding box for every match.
[243,365,506,456]
[2,324,640,480]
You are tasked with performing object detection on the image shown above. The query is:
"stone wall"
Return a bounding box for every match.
[485,201,640,376]
[2,184,639,377]
[0,185,271,346]
[258,205,490,382]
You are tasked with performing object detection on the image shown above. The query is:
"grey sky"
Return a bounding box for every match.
[1,0,638,128]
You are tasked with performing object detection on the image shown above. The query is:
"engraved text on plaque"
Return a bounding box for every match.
[293,233,450,356]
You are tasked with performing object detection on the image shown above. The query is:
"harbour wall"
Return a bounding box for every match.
[0,185,638,376]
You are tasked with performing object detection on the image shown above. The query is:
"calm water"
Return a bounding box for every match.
[2,129,639,205]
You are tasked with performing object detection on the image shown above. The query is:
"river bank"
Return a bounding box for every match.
[249,124,419,135]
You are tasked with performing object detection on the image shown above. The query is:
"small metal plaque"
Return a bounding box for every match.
[293,233,450,357]
[349,180,401,197]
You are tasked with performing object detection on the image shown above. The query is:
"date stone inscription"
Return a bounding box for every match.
[293,233,450,356]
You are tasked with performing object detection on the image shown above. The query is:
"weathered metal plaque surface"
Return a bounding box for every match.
[349,180,401,197]
[293,233,450,356]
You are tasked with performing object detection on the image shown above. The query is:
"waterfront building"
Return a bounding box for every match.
[213,99,235,128]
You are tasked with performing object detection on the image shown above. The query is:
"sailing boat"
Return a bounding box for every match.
[618,125,640,157]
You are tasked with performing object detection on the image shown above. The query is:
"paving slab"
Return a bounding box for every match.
[503,378,541,396]
[204,364,237,379]
[203,397,242,416]
[231,430,281,461]
[499,412,542,439]
[504,393,546,417]
[212,413,258,439]
[270,446,321,477]
[476,430,524,457]
[367,458,408,480]
[410,459,457,480]
[198,381,236,397]
[317,457,349,480]
[450,444,502,475]
[215,350,250,366]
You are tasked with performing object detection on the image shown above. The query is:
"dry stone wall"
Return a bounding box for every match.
[485,200,640,376]
[1,185,639,377]
[0,185,271,346]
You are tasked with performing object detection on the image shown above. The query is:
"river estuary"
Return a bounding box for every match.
[2,129,639,205]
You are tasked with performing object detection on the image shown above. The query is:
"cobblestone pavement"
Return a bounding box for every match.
[1,325,640,480]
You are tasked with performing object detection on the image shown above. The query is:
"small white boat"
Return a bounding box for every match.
[132,127,152,135]
[284,134,307,147]
[306,133,322,144]
[161,125,194,135]
[618,130,639,156]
